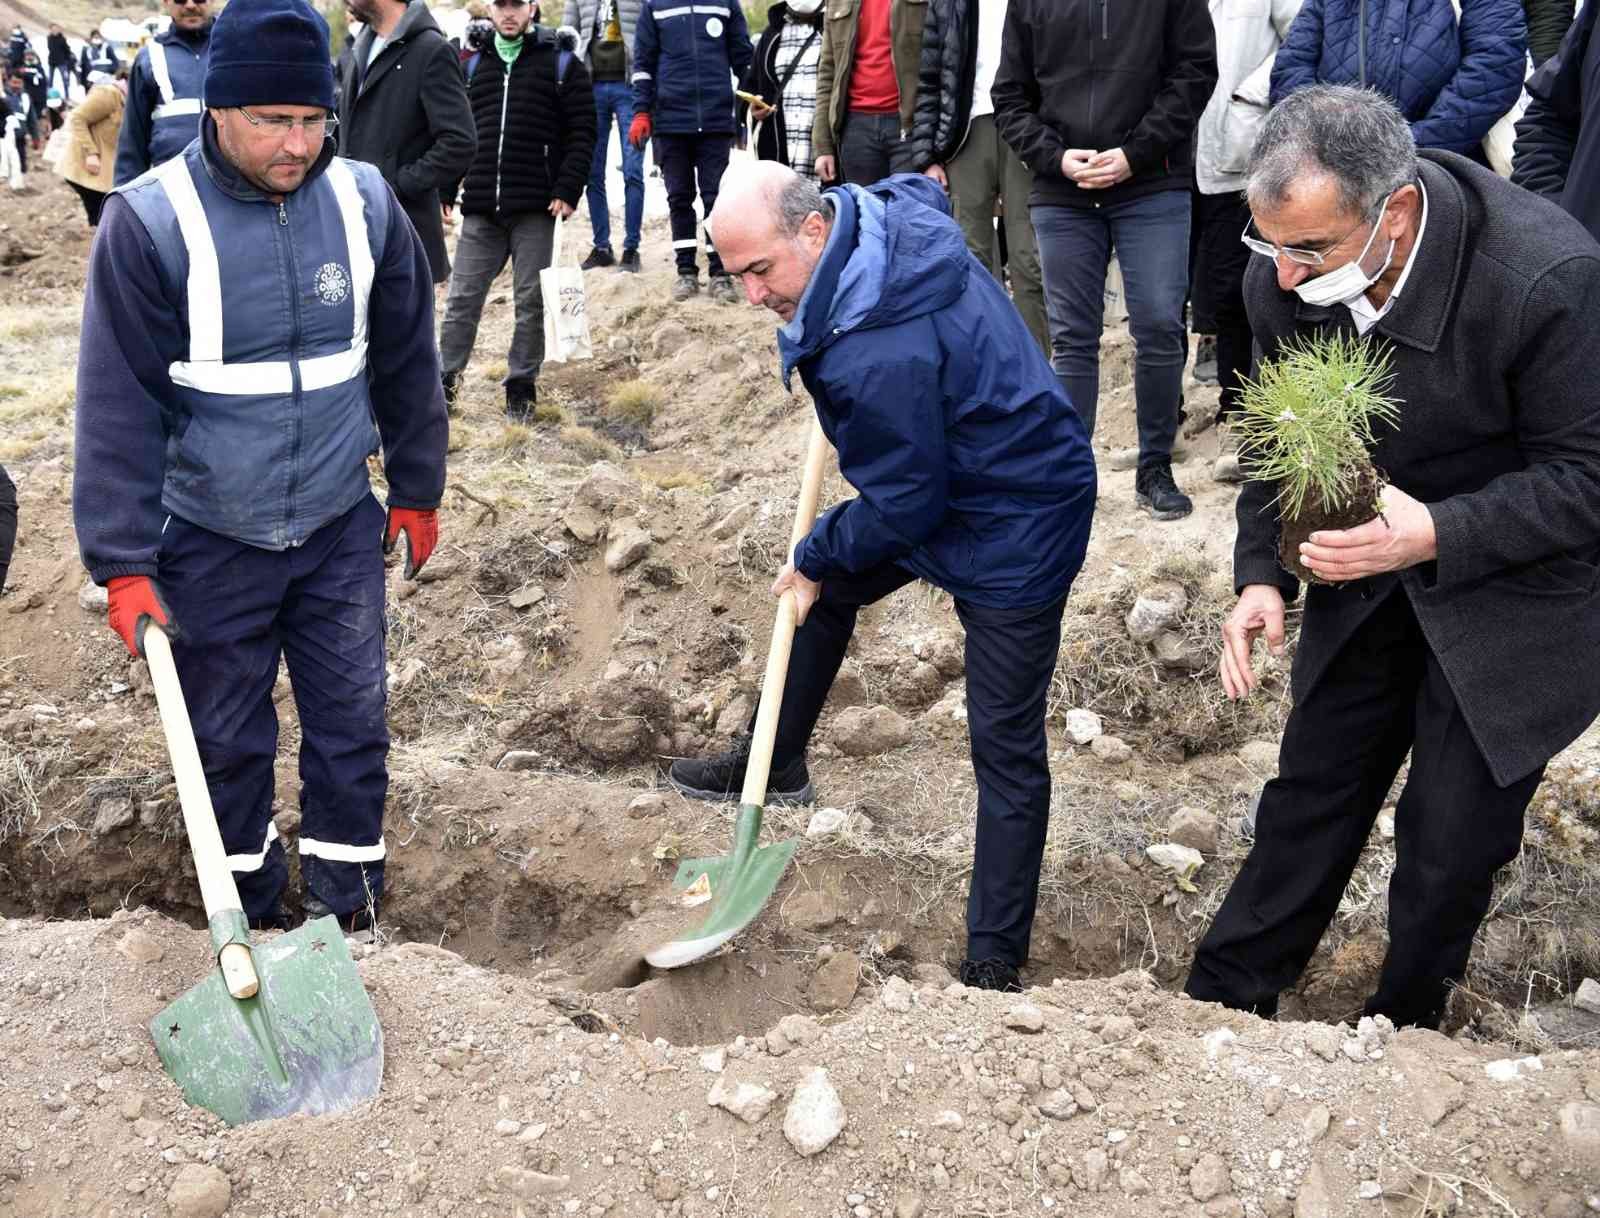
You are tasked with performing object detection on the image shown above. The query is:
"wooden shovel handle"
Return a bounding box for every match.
[143,627,261,1000]
[741,422,831,807]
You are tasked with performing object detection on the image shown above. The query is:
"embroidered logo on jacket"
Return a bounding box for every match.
[315,262,351,306]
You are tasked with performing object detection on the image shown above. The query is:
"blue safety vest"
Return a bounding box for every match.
[140,29,208,168]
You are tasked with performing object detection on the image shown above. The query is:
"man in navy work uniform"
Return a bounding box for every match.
[672,161,1098,992]
[116,0,214,185]
[72,0,449,934]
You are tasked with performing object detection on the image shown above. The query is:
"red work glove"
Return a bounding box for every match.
[106,575,178,658]
[384,507,438,579]
[628,112,652,149]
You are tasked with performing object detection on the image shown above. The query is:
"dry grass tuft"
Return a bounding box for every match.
[603,379,662,428]
[561,424,622,462]
[1051,548,1290,756]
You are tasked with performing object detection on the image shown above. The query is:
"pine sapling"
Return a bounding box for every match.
[1230,332,1401,584]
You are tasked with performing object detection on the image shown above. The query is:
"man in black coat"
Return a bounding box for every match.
[1512,0,1600,242]
[1187,85,1600,1031]
[437,0,594,419]
[46,25,74,99]
[339,0,476,285]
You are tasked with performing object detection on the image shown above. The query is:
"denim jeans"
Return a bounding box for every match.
[838,111,915,186]
[1032,190,1190,463]
[587,79,644,254]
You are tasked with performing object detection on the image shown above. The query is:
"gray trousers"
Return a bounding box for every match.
[945,114,1049,357]
[439,211,556,390]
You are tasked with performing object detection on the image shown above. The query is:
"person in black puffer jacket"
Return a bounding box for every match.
[0,463,15,594]
[909,0,1049,356]
[438,0,595,420]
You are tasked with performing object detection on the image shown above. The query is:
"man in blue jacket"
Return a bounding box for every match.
[73,0,449,934]
[628,0,753,303]
[1270,0,1526,156]
[115,0,214,185]
[671,161,1098,992]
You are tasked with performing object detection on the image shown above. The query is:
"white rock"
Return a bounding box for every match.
[508,583,547,610]
[880,976,914,1013]
[805,807,849,838]
[1146,843,1204,880]
[1064,708,1103,745]
[1575,977,1600,1015]
[1090,735,1132,765]
[932,1110,964,1131]
[495,1118,521,1136]
[708,1076,777,1124]
[604,523,653,573]
[1202,1028,1236,1060]
[698,1047,726,1073]
[517,1122,548,1143]
[1125,581,1189,643]
[78,579,109,613]
[783,1067,847,1156]
[1485,1056,1543,1082]
[1003,1003,1045,1032]
[1358,1181,1382,1200]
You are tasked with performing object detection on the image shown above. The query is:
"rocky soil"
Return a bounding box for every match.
[4,142,1600,1218]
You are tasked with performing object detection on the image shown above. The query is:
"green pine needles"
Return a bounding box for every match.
[1231,332,1401,520]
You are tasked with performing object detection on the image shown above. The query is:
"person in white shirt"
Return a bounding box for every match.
[908,0,1048,355]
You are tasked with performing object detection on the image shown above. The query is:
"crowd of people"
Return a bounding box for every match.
[0,0,1592,1032]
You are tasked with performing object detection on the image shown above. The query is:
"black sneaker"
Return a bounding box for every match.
[668,734,816,805]
[581,246,615,270]
[441,370,460,414]
[303,893,380,935]
[1135,459,1194,521]
[506,382,537,423]
[959,957,1023,993]
[619,249,641,273]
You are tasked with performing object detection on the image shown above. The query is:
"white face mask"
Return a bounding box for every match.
[1292,196,1395,308]
[787,0,823,13]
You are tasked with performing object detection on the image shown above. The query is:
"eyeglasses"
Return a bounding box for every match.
[236,106,338,139]
[491,0,530,8]
[170,0,208,7]
[1240,194,1391,267]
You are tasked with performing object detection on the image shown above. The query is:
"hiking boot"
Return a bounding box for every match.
[668,734,816,805]
[1135,459,1193,521]
[248,906,293,933]
[506,381,537,423]
[709,273,738,304]
[303,893,380,936]
[958,957,1023,993]
[441,370,460,414]
[672,273,700,303]
[1193,334,1218,384]
[581,246,615,270]
[619,248,641,273]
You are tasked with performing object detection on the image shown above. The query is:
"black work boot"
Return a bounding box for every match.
[1135,459,1194,521]
[671,272,699,303]
[668,734,815,805]
[441,370,460,414]
[619,248,641,273]
[303,893,380,936]
[959,957,1023,993]
[506,381,537,423]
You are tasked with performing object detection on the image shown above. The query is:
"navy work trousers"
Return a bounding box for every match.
[159,494,390,921]
[767,562,1068,966]
[0,463,15,592]
[655,132,731,276]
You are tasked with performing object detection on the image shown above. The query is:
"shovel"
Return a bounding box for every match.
[647,422,830,969]
[142,625,384,1126]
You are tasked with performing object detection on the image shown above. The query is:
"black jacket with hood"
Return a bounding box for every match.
[338,1,476,284]
[457,26,596,217]
[990,0,1217,208]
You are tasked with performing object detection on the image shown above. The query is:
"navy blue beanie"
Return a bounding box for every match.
[203,0,335,112]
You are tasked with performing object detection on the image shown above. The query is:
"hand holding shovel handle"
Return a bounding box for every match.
[740,421,830,807]
[143,626,259,1000]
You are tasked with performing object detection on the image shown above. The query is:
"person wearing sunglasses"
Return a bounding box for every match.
[1187,85,1600,1032]
[74,0,448,936]
[114,0,214,184]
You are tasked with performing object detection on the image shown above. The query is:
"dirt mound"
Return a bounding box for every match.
[4,910,1600,1218]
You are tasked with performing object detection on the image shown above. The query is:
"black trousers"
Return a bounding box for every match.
[1190,189,1255,420]
[656,132,731,276]
[768,562,1068,966]
[68,180,107,226]
[1186,587,1543,1029]
[0,462,15,592]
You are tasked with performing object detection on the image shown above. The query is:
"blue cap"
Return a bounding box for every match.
[203,0,334,112]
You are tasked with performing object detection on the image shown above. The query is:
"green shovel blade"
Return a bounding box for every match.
[645,802,797,969]
[150,915,383,1126]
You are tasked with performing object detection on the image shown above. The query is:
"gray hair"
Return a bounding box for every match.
[775,174,832,237]
[1246,85,1418,217]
